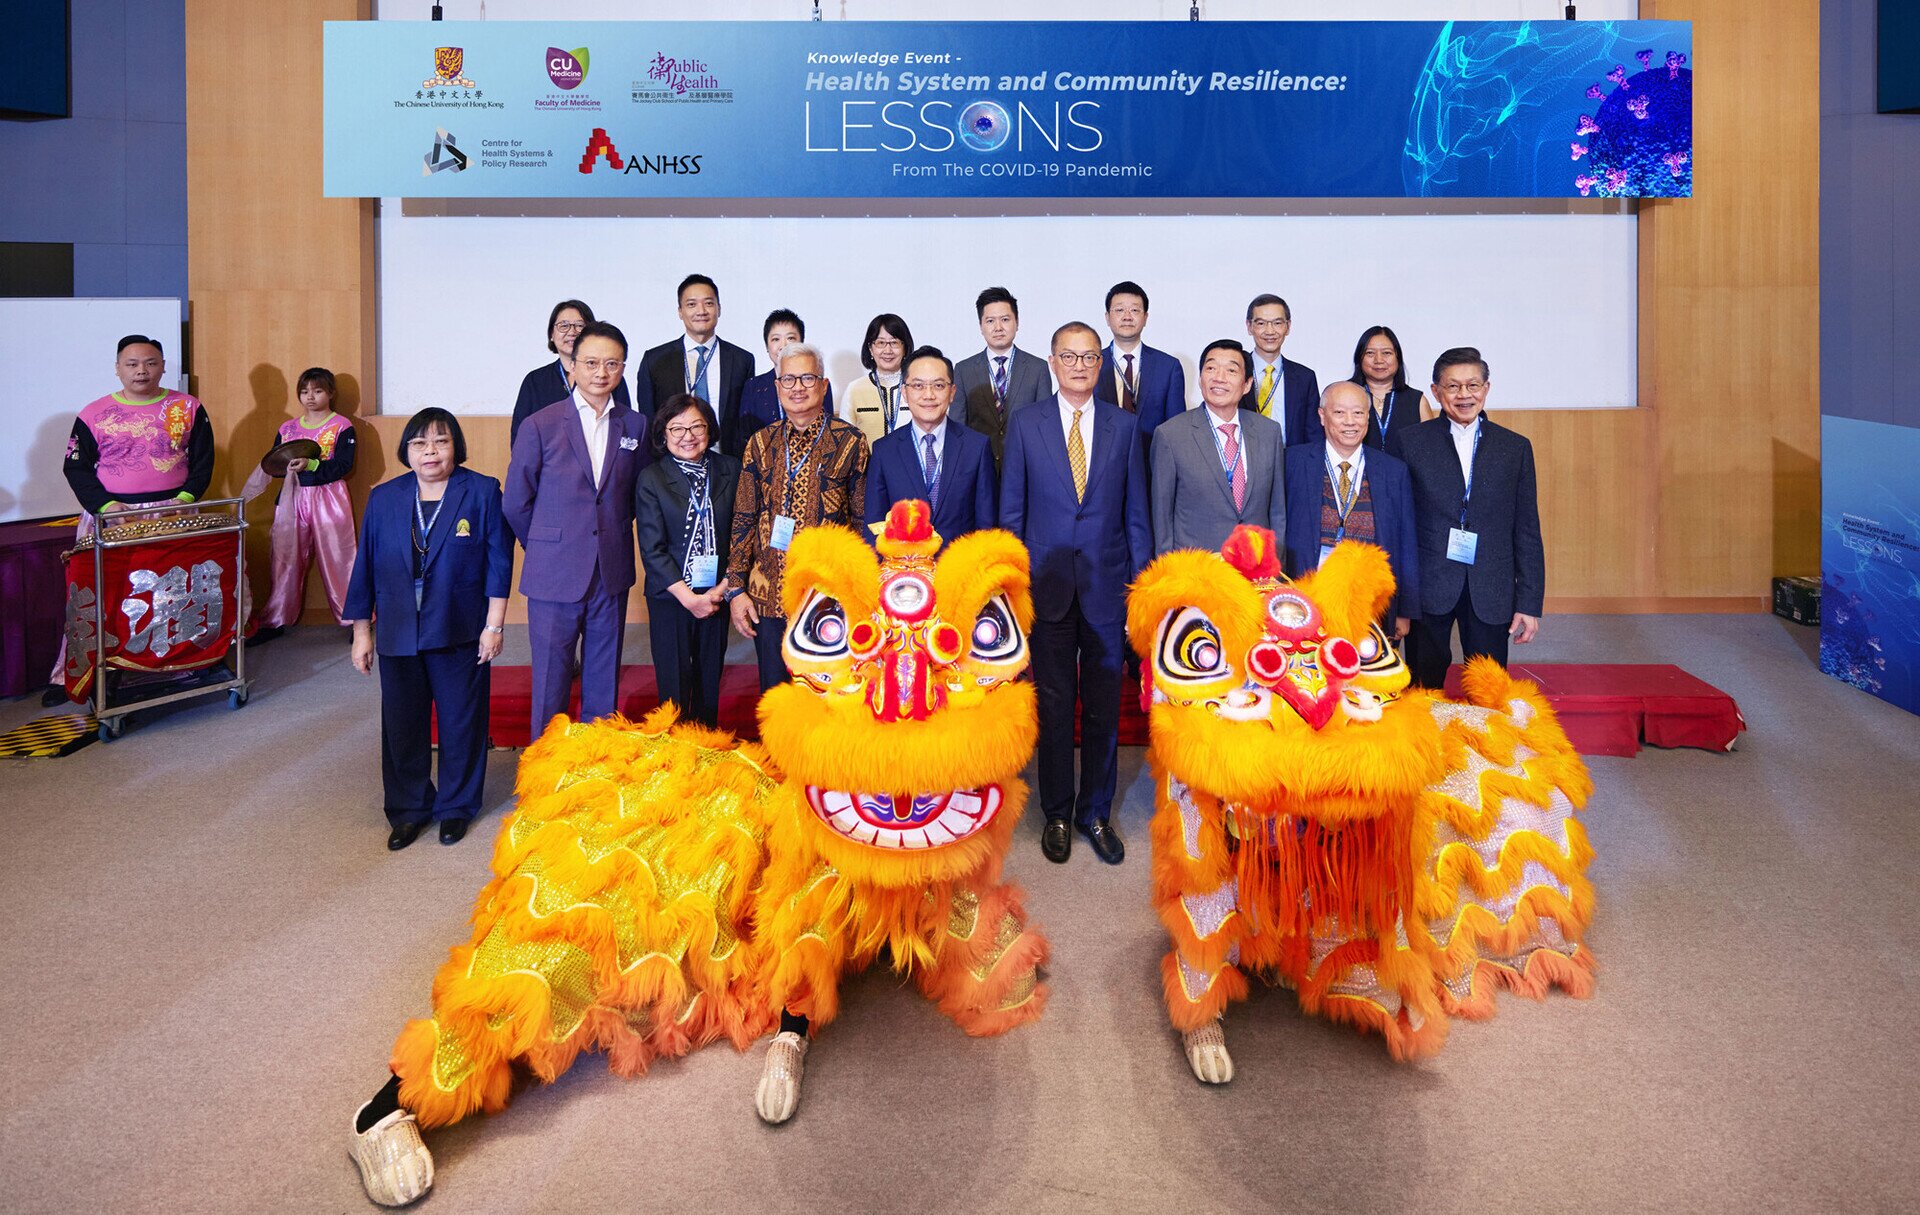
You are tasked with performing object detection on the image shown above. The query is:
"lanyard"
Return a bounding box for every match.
[687,343,715,395]
[412,488,445,576]
[1458,422,1483,528]
[781,420,826,515]
[873,373,898,430]
[1326,450,1364,539]
[1207,418,1240,490]
[1373,387,1395,438]
[557,358,572,393]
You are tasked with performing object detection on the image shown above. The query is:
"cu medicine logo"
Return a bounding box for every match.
[578,128,703,176]
[548,46,588,90]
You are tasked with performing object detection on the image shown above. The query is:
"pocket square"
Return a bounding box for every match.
[619,436,640,451]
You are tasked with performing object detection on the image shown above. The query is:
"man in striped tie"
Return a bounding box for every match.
[999,322,1153,866]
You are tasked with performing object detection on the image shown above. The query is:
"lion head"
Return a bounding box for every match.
[1126,526,1442,824]
[757,501,1038,886]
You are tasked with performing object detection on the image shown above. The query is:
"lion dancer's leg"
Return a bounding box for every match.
[1153,776,1250,1084]
[915,876,1050,1035]
[752,854,857,1125]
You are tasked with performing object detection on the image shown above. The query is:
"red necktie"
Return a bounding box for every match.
[1222,423,1245,511]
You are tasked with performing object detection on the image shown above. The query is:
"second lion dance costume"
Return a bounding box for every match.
[1128,527,1595,1079]
[351,502,1048,1206]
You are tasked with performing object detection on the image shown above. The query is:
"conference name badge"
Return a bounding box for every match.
[1446,527,1479,565]
[620,436,639,451]
[688,554,719,589]
[1319,544,1336,567]
[456,518,471,538]
[770,515,797,551]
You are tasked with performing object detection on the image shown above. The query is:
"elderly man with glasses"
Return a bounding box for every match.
[1393,346,1545,690]
[724,341,870,692]
[999,321,1152,867]
[861,345,997,546]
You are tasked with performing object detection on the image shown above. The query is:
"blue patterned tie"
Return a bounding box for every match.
[921,432,939,512]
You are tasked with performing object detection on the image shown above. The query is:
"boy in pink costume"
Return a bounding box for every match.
[244,367,359,632]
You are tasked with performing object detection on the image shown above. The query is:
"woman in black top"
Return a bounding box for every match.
[634,393,739,727]
[1349,325,1428,454]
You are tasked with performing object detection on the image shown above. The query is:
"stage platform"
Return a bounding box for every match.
[463,661,1743,758]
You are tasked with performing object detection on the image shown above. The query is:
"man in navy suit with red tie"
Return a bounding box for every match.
[863,346,996,542]
[1099,280,1187,446]
[1241,293,1323,448]
[506,321,652,738]
[1000,322,1153,866]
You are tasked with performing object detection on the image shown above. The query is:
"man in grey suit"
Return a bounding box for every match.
[1395,346,1545,689]
[953,286,1051,465]
[1151,339,1287,555]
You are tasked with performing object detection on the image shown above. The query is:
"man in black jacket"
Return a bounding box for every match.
[1393,347,1545,689]
[633,274,757,456]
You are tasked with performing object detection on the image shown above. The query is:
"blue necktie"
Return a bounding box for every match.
[689,344,713,402]
[921,432,939,512]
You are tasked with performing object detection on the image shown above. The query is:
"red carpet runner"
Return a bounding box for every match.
[462,662,1743,757]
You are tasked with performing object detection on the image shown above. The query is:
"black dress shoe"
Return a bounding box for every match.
[439,818,471,845]
[248,625,285,646]
[387,823,422,851]
[1081,819,1125,865]
[1040,819,1072,864]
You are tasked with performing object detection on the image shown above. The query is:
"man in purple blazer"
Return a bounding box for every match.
[505,321,652,737]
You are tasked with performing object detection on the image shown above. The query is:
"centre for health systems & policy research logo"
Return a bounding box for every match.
[423,128,468,175]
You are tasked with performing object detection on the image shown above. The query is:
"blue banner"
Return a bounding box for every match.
[1821,415,1920,716]
[323,20,1693,200]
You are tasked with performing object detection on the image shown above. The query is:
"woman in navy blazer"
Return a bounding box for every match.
[634,394,739,727]
[346,409,513,851]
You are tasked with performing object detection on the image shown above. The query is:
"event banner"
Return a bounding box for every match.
[322,20,1693,200]
[1820,415,1920,717]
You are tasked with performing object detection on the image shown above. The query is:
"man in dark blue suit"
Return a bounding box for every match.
[864,346,996,543]
[1000,322,1153,866]
[1240,293,1323,448]
[1099,280,1187,445]
[1283,381,1421,637]
[505,321,652,738]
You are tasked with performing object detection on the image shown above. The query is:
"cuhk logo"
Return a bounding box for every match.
[548,46,588,91]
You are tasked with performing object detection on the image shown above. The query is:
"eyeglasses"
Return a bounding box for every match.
[776,373,823,389]
[870,338,903,350]
[553,321,586,334]
[575,357,624,372]
[905,379,952,394]
[1052,351,1102,368]
[1248,318,1291,331]
[1439,380,1488,394]
[665,423,709,439]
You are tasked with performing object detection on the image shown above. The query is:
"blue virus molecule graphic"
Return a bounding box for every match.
[1570,48,1692,197]
[1403,23,1693,198]
[957,101,1011,153]
[1819,573,1888,699]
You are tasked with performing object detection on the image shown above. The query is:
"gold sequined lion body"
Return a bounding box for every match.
[391,503,1047,1129]
[1128,527,1595,1074]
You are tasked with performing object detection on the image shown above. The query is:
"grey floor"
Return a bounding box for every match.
[1,613,1915,1214]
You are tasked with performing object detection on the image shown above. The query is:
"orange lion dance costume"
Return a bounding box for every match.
[1127,527,1594,1082]
[354,503,1045,1205]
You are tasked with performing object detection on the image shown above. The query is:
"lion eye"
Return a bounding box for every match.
[789,592,849,659]
[1358,624,1404,675]
[969,594,1024,663]
[1157,607,1229,682]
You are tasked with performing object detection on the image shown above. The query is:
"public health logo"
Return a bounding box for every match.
[424,46,476,90]
[423,127,468,175]
[548,47,589,90]
[958,102,1011,152]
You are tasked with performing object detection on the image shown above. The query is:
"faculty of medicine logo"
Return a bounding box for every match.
[548,47,589,90]
[958,101,1011,152]
[423,127,468,175]
[425,46,476,90]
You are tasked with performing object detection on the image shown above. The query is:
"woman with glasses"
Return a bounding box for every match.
[509,298,632,449]
[344,408,512,850]
[1348,324,1428,455]
[634,393,738,727]
[839,313,915,446]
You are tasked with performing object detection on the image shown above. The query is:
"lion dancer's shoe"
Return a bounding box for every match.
[754,1022,810,1125]
[348,1077,432,1206]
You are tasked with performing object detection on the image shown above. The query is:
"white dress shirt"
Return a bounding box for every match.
[911,415,948,488]
[682,332,724,406]
[573,388,613,488]
[1109,340,1143,405]
[1449,415,1481,488]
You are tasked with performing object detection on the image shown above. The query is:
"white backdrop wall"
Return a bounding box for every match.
[373,0,1639,416]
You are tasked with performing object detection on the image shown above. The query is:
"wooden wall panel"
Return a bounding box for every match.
[188,0,1819,620]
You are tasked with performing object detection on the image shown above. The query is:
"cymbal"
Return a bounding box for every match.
[260,438,323,477]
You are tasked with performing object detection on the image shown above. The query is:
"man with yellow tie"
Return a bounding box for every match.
[1240,293,1324,450]
[999,322,1152,867]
